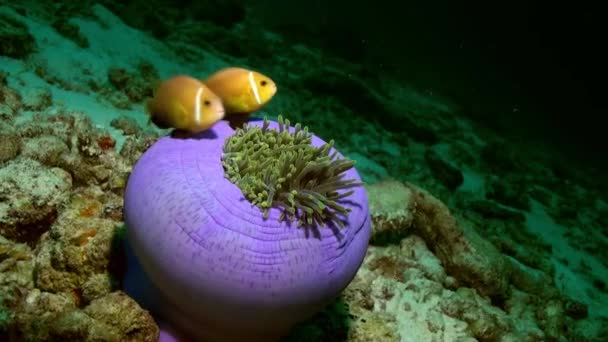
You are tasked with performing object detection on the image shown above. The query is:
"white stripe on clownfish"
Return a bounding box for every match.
[194,85,203,125]
[248,71,262,105]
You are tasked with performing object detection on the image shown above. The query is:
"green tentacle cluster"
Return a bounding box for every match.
[221,116,362,228]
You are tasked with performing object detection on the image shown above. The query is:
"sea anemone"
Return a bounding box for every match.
[124,118,371,341]
[222,116,361,228]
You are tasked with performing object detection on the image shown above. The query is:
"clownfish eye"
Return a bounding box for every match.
[204,100,211,106]
[260,80,267,86]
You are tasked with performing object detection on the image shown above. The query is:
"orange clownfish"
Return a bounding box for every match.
[203,67,277,128]
[146,75,225,133]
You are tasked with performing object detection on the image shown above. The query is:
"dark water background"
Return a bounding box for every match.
[252,0,607,171]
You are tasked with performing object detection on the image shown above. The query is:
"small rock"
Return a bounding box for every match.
[51,18,89,48]
[110,115,141,136]
[0,13,36,58]
[0,158,72,244]
[0,133,21,164]
[425,149,463,190]
[468,199,526,222]
[21,135,69,167]
[84,291,159,341]
[408,183,511,299]
[21,87,53,111]
[486,176,530,211]
[0,85,23,118]
[366,179,414,245]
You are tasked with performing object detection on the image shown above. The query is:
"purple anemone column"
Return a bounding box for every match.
[124,120,371,341]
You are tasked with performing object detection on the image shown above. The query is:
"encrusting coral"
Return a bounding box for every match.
[0,106,160,340]
[222,116,361,227]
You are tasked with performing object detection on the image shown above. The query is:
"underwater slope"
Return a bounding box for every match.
[0,1,607,340]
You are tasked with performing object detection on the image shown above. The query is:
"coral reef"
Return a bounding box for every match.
[15,112,133,189]
[13,289,157,341]
[0,1,606,341]
[288,180,599,341]
[0,77,158,340]
[103,62,158,110]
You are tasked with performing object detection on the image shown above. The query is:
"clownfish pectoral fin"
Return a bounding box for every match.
[226,112,251,130]
[150,114,172,129]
